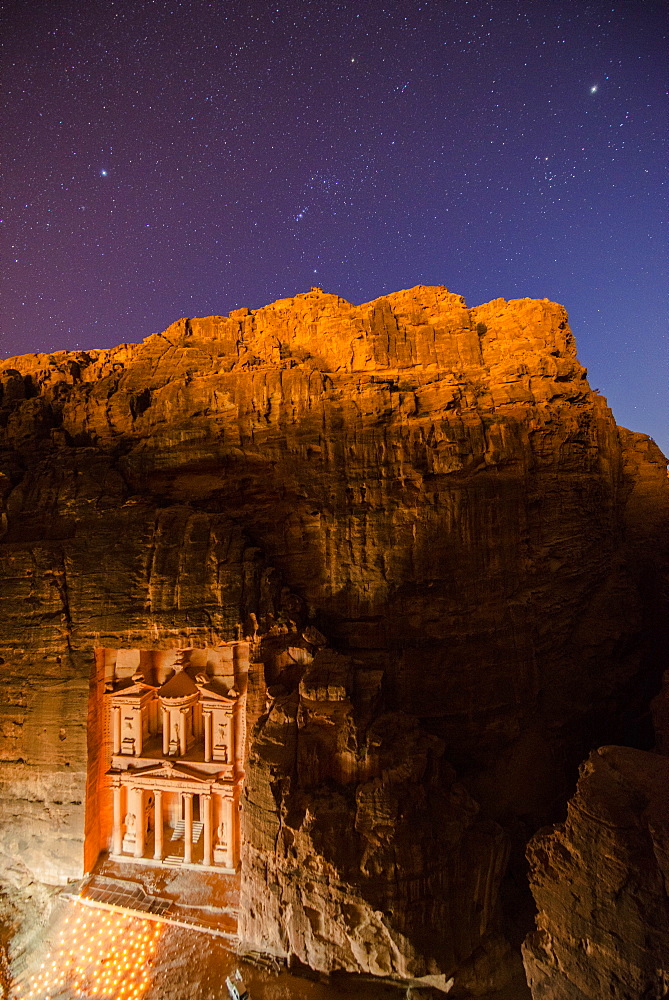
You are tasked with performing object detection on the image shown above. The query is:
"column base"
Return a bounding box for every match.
[108,853,237,874]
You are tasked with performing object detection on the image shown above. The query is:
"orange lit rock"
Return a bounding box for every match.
[0,286,667,986]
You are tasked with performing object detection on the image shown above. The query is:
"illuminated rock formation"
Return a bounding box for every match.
[0,285,667,986]
[523,746,669,999]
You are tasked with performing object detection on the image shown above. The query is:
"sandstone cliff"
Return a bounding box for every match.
[239,647,509,982]
[0,285,667,986]
[523,746,669,999]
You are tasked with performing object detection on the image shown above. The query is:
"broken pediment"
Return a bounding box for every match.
[197,681,238,703]
[110,681,156,699]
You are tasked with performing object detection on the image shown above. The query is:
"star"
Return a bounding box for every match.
[589,85,598,94]
[100,169,108,177]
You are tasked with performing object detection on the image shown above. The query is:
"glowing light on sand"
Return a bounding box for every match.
[11,906,162,1000]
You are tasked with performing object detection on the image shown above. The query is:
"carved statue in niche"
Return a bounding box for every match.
[244,612,259,640]
[213,817,229,865]
[123,813,137,848]
[214,721,229,762]
[121,717,136,754]
[122,812,136,849]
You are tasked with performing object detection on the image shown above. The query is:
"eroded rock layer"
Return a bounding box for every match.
[0,285,667,983]
[523,746,669,999]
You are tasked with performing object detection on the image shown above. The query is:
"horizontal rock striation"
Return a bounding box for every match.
[523,745,669,999]
[0,285,667,982]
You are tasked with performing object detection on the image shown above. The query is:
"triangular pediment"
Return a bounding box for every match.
[109,760,216,783]
[168,762,217,782]
[158,669,199,700]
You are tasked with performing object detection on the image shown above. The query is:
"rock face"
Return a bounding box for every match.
[523,746,669,999]
[240,647,508,979]
[0,285,667,983]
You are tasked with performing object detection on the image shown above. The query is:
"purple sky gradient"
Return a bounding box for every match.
[2,0,666,452]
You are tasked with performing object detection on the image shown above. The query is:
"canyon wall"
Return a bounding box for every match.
[239,646,509,982]
[0,285,666,984]
[523,746,669,999]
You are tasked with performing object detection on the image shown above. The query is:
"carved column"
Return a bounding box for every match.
[233,701,244,774]
[202,793,212,866]
[135,707,143,756]
[134,788,145,858]
[162,708,169,756]
[204,711,212,762]
[112,784,123,855]
[112,706,121,755]
[153,788,163,860]
[183,792,193,864]
[223,796,235,869]
[179,709,188,756]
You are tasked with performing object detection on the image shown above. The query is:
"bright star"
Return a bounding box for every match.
[100,169,108,176]
[590,85,598,94]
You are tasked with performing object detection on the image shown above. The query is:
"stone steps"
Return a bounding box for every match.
[170,820,204,843]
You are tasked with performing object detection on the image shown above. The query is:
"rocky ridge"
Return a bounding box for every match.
[0,285,667,992]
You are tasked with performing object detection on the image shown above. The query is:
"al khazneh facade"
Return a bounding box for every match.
[100,643,252,872]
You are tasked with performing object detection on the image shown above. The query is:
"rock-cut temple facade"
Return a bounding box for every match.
[102,644,249,872]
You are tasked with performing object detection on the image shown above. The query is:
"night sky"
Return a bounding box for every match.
[2,0,667,452]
